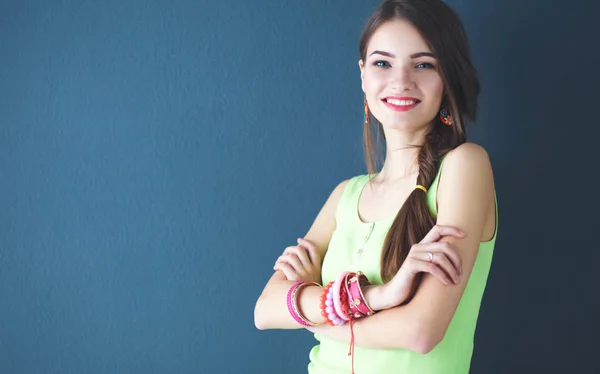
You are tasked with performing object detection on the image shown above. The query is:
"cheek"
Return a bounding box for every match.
[362,69,386,91]
[421,75,444,103]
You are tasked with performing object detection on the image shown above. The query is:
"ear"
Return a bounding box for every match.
[358,59,365,93]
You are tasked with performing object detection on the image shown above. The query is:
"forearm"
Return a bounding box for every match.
[254,271,326,330]
[306,304,432,353]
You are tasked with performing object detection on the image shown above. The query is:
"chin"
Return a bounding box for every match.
[379,118,430,132]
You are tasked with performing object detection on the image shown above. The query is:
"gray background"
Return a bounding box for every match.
[1,0,598,373]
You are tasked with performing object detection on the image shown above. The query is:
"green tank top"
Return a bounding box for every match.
[308,158,498,374]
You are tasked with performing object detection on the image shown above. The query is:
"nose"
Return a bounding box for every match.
[390,65,415,91]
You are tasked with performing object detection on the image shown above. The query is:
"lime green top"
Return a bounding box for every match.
[308,159,498,374]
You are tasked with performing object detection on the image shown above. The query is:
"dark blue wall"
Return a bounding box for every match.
[1,1,598,373]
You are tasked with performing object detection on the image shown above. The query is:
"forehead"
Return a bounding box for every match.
[366,19,432,57]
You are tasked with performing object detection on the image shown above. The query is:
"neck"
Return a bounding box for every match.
[375,126,428,183]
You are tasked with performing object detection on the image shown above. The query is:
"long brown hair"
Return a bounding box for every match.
[359,0,480,301]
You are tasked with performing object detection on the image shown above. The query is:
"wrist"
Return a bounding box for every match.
[362,284,394,311]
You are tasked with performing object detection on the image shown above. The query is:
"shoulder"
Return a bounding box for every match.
[316,177,353,219]
[301,177,355,258]
[437,142,495,215]
[329,174,369,198]
[329,174,369,203]
[331,177,353,197]
[443,142,492,168]
[318,175,367,223]
[440,142,494,185]
[327,178,350,207]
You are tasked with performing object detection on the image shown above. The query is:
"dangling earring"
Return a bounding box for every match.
[440,106,453,126]
[364,96,369,126]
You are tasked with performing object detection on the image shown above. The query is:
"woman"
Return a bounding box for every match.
[255,0,498,373]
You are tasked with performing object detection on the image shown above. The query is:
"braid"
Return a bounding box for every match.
[379,125,451,303]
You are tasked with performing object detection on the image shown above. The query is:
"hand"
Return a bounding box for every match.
[383,225,465,307]
[273,238,322,284]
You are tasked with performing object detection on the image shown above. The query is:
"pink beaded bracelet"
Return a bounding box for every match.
[326,285,346,326]
[332,271,349,321]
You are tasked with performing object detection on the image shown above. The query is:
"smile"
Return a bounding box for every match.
[382,97,421,112]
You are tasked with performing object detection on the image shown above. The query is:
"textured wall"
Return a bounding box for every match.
[1,1,598,373]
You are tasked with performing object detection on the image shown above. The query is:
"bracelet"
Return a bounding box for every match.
[320,282,335,326]
[355,271,375,315]
[344,272,363,319]
[332,271,349,321]
[347,272,375,317]
[339,285,351,320]
[287,281,320,326]
[326,285,346,326]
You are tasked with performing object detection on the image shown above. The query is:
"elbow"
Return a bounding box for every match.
[254,299,271,331]
[411,327,444,354]
[412,336,440,354]
[254,303,266,330]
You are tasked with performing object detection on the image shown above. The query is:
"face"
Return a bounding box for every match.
[359,19,444,131]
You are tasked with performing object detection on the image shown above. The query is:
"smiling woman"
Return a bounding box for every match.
[254,1,497,373]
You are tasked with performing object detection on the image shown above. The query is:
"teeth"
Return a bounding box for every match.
[387,99,417,106]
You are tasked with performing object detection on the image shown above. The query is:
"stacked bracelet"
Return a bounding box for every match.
[344,271,375,319]
[287,281,320,326]
[285,271,375,329]
[347,271,375,317]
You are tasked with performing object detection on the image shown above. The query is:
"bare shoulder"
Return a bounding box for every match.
[440,141,495,195]
[330,178,352,202]
[302,178,352,258]
[312,177,353,227]
[444,142,492,167]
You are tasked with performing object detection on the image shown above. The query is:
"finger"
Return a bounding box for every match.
[273,255,285,267]
[432,242,462,275]
[420,225,466,244]
[423,251,460,284]
[281,253,304,273]
[414,242,462,275]
[407,257,453,285]
[274,262,297,280]
[297,238,319,265]
[288,246,312,269]
[281,246,301,264]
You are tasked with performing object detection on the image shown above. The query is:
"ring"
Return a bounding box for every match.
[428,252,434,263]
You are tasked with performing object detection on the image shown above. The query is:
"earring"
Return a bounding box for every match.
[440,106,453,126]
[364,97,369,126]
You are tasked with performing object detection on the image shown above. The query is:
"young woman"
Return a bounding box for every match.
[255,1,498,373]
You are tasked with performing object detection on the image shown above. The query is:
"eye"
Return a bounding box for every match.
[373,60,391,68]
[415,62,436,69]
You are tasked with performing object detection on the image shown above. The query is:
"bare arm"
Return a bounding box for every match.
[307,143,496,352]
[254,179,350,330]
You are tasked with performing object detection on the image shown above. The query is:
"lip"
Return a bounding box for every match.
[382,96,421,112]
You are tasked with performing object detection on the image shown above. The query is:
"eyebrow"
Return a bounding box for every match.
[369,50,436,59]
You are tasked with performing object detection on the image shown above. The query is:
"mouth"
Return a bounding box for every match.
[382,97,421,112]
